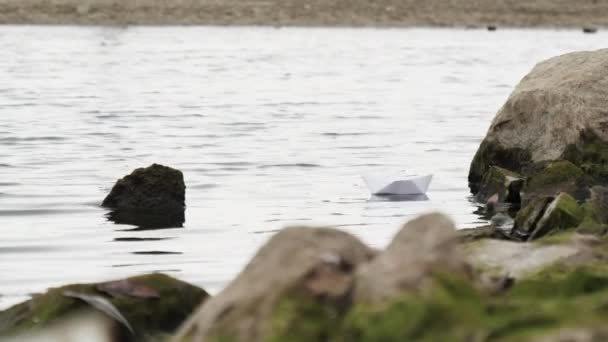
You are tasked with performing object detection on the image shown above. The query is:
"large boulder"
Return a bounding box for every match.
[102,164,186,228]
[172,226,375,342]
[354,213,472,304]
[469,49,608,197]
[0,273,208,341]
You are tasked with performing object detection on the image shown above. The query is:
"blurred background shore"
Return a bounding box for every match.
[0,0,606,27]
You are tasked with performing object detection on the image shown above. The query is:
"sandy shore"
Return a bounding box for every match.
[0,0,606,27]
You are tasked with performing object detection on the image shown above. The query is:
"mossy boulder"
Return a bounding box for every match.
[530,193,584,240]
[102,164,185,213]
[512,197,554,241]
[475,166,524,204]
[468,49,608,200]
[172,227,375,342]
[512,193,584,241]
[0,273,208,341]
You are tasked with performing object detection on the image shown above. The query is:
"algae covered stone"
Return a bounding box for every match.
[102,164,186,212]
[512,193,584,241]
[0,273,208,341]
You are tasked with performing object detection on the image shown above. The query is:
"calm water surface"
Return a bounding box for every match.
[0,26,605,308]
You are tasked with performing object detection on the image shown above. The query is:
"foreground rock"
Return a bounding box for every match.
[102,164,186,228]
[173,226,375,342]
[355,213,471,303]
[0,273,208,341]
[469,49,608,201]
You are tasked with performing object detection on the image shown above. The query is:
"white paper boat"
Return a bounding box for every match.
[362,173,433,195]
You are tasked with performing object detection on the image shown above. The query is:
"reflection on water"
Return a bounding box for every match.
[106,210,185,230]
[368,194,430,202]
[0,26,605,309]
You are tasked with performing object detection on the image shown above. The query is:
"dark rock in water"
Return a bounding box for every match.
[354,213,472,304]
[102,164,185,228]
[583,27,598,33]
[512,193,584,241]
[106,209,185,230]
[0,273,208,341]
[172,226,375,342]
[102,164,185,212]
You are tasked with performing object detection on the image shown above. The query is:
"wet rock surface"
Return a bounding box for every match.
[0,273,208,341]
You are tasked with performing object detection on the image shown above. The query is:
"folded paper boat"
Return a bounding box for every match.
[362,173,433,195]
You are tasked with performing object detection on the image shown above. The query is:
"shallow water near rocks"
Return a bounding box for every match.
[0,26,605,309]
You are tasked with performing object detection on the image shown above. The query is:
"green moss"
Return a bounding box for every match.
[336,266,608,342]
[0,273,208,340]
[576,203,608,236]
[534,231,578,245]
[526,161,585,190]
[528,193,584,240]
[468,139,532,195]
[268,295,344,342]
[512,197,553,240]
[563,129,608,184]
[511,264,608,298]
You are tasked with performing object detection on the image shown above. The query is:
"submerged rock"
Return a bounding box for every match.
[172,226,375,342]
[102,164,185,212]
[469,49,608,196]
[354,213,472,304]
[0,273,208,341]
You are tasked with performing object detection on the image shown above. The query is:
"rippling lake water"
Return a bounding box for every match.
[0,26,605,308]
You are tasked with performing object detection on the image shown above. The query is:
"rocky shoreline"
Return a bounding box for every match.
[0,0,607,27]
[4,49,608,341]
